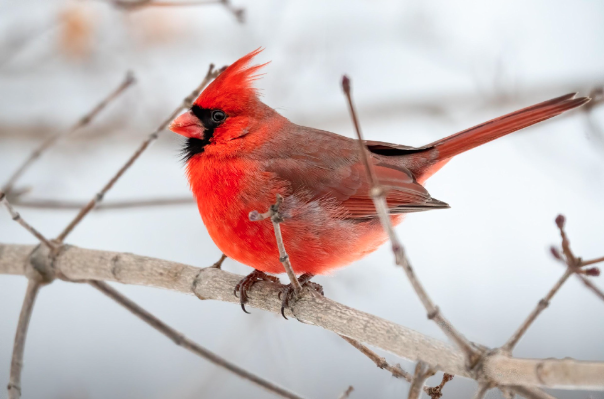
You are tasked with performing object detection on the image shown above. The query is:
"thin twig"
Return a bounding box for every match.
[472,383,492,399]
[408,362,435,399]
[88,280,305,399]
[341,75,479,364]
[508,385,557,399]
[337,386,354,399]
[13,197,193,210]
[2,72,135,196]
[580,256,604,267]
[249,194,302,294]
[339,335,413,382]
[501,268,573,352]
[55,64,220,242]
[99,0,245,23]
[0,192,56,250]
[425,373,454,399]
[555,215,604,302]
[7,279,42,399]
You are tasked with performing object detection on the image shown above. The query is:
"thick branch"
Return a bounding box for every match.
[1,243,602,390]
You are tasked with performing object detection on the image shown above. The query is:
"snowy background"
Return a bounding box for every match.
[1,0,603,398]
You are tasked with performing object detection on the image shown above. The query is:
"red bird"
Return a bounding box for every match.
[170,49,589,312]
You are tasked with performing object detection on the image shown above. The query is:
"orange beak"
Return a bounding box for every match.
[169,111,205,139]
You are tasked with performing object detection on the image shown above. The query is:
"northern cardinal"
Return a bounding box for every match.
[170,49,589,312]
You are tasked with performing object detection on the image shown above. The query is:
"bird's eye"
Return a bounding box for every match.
[211,110,226,123]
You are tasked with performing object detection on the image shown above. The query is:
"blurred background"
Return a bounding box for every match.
[1,0,603,398]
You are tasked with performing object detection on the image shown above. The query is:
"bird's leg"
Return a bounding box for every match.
[278,273,324,320]
[234,269,280,314]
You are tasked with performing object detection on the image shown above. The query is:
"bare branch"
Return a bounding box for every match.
[425,373,454,399]
[341,75,478,363]
[554,215,604,302]
[508,385,557,399]
[89,280,306,399]
[0,192,56,250]
[2,243,602,390]
[408,362,435,399]
[472,383,492,399]
[2,72,135,196]
[97,0,245,23]
[249,194,301,294]
[337,386,354,399]
[580,256,604,267]
[7,280,42,399]
[339,335,413,382]
[55,64,221,242]
[501,268,573,352]
[13,197,193,211]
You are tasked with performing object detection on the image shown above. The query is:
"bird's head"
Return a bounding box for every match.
[170,48,272,160]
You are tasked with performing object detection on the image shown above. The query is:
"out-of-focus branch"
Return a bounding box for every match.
[471,384,492,399]
[554,215,604,302]
[341,75,478,364]
[425,373,454,399]
[13,197,193,211]
[55,64,221,243]
[339,335,413,382]
[0,192,56,250]
[2,243,603,390]
[2,72,135,196]
[7,280,42,399]
[407,362,435,399]
[337,386,354,399]
[97,0,245,23]
[501,267,573,353]
[89,280,306,399]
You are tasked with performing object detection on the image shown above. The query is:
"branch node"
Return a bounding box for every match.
[427,306,440,320]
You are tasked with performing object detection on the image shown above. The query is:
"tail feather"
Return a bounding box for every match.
[428,93,590,161]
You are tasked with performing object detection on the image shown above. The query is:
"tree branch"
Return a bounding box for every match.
[7,279,42,399]
[12,196,193,211]
[55,64,220,242]
[339,335,413,382]
[2,72,135,196]
[408,362,435,399]
[249,194,301,294]
[337,386,354,399]
[0,192,56,251]
[341,75,478,364]
[1,243,602,390]
[501,268,573,352]
[89,280,306,399]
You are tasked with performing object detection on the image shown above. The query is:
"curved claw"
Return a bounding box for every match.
[278,273,323,321]
[233,269,279,315]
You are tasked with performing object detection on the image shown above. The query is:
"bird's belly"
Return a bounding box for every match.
[197,191,391,275]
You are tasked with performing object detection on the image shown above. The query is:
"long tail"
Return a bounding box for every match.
[412,93,589,182]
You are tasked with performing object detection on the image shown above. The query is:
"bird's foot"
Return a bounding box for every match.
[278,273,324,320]
[234,269,280,314]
